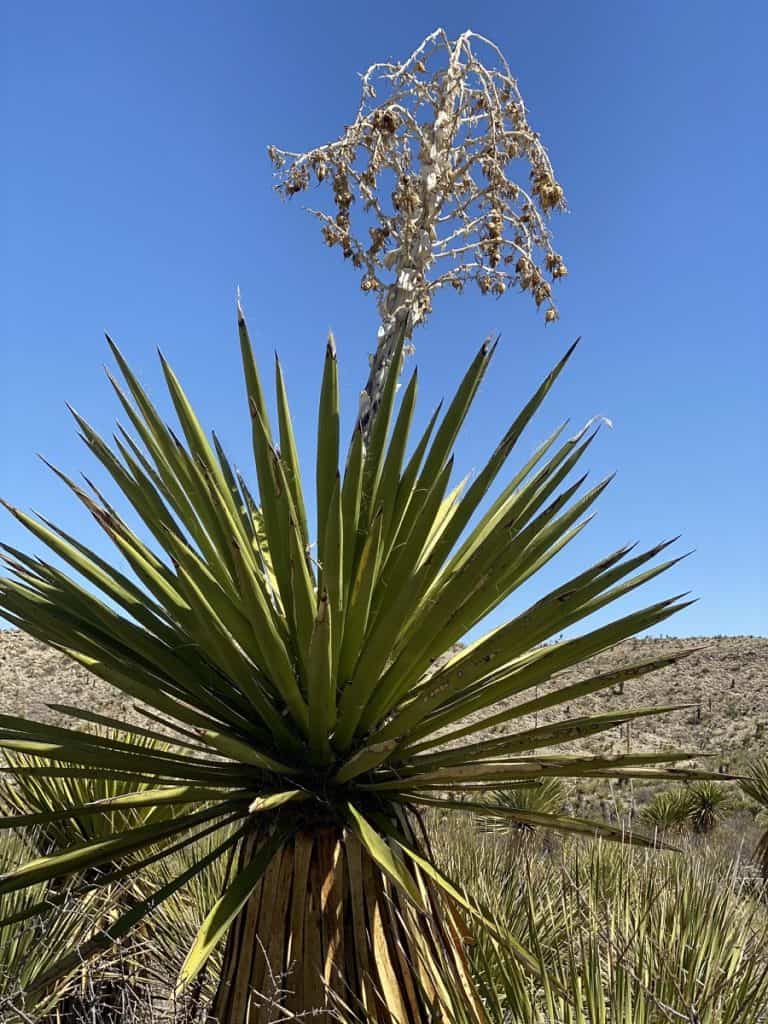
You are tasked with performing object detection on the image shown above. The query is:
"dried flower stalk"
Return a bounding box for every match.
[269,28,568,436]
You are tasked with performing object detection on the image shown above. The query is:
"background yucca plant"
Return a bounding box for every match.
[0,306,719,1022]
[742,757,768,880]
[0,729,173,853]
[0,830,110,1023]
[0,732,176,1022]
[639,786,694,835]
[478,779,568,838]
[686,780,731,835]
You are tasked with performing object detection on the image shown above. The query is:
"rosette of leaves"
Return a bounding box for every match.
[478,779,567,837]
[640,787,693,835]
[686,780,731,835]
[0,306,714,1022]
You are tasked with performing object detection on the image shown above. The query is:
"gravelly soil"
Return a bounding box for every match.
[454,634,768,766]
[1,630,765,766]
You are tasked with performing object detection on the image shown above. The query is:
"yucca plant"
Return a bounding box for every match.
[479,779,567,837]
[0,732,176,1022]
[0,729,173,853]
[742,756,768,880]
[0,830,107,1023]
[686,780,731,835]
[639,786,693,835]
[0,306,717,1022]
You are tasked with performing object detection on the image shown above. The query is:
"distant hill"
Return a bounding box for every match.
[454,634,768,771]
[1,631,765,771]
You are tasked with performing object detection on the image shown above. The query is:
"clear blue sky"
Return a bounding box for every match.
[1,1,765,639]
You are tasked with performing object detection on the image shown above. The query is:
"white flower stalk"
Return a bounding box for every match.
[269,28,568,436]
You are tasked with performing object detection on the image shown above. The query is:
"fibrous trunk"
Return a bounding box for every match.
[212,826,482,1023]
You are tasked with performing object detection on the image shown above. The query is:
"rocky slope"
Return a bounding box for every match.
[1,631,765,768]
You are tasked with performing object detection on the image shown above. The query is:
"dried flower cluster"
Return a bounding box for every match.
[269,28,568,433]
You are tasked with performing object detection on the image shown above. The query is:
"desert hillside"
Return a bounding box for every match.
[1,630,765,769]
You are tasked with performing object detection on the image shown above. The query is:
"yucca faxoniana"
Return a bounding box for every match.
[0,730,173,853]
[685,780,732,835]
[0,831,108,1023]
[0,304,720,1022]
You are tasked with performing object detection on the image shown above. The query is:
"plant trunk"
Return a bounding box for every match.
[211,826,483,1023]
[359,42,463,443]
[358,298,411,442]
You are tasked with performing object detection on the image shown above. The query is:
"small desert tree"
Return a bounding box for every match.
[269,27,568,436]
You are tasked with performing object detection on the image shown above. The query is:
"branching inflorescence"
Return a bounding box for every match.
[269,28,568,435]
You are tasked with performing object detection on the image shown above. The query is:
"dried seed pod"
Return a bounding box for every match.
[322,225,340,247]
[267,144,285,169]
[371,107,399,134]
[368,225,390,255]
[487,210,503,238]
[312,158,328,182]
[285,165,310,196]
